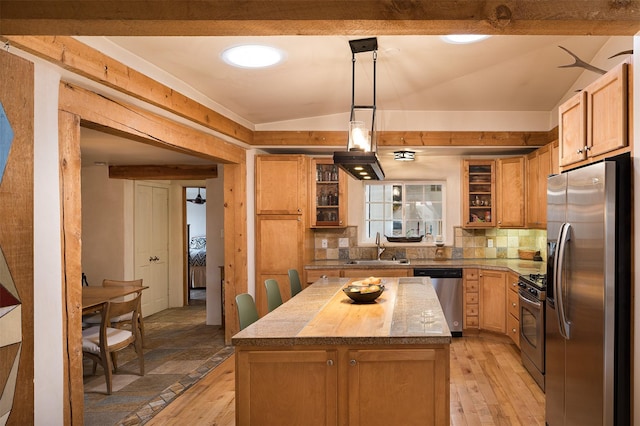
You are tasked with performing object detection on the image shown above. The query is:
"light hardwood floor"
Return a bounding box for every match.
[148,333,545,425]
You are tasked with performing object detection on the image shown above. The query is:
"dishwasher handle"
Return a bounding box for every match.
[413,268,462,279]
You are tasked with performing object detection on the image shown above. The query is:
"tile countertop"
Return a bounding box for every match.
[305,258,547,276]
[232,277,451,347]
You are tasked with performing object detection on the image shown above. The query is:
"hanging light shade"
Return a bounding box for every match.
[333,37,385,181]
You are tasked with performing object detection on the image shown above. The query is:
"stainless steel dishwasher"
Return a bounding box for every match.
[413,268,463,336]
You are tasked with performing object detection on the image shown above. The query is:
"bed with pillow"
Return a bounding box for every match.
[189,236,207,288]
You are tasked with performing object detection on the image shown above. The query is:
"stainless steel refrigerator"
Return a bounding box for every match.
[546,156,630,426]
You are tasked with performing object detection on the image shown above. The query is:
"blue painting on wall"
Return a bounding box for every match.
[0,102,14,185]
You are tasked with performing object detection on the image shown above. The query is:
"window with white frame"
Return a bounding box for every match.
[363,182,446,243]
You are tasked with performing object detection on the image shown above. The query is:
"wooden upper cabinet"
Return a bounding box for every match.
[256,154,308,215]
[559,61,629,169]
[310,158,348,228]
[496,156,525,228]
[526,144,551,229]
[586,62,628,157]
[551,140,560,175]
[462,159,495,228]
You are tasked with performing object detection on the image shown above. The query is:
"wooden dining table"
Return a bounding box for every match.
[82,285,148,313]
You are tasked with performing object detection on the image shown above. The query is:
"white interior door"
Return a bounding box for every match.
[135,182,169,316]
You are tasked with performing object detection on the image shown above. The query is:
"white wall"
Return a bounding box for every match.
[81,165,126,285]
[32,60,64,424]
[205,174,225,325]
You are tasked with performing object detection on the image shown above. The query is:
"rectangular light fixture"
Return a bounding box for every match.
[333,150,385,180]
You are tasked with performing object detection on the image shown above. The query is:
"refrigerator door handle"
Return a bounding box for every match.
[555,222,572,339]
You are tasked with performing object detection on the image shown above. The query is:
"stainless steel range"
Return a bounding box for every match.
[518,273,546,391]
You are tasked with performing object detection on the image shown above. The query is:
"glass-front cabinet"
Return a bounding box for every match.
[462,159,496,228]
[310,158,347,228]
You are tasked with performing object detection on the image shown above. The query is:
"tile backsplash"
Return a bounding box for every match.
[313,226,547,261]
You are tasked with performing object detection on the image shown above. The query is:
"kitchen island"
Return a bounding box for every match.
[232,277,451,426]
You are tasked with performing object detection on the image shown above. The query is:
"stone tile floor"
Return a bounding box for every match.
[83,289,232,425]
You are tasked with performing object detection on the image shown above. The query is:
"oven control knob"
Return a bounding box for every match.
[518,282,526,288]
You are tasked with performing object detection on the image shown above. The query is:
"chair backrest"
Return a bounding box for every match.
[236,293,259,330]
[103,278,143,302]
[264,279,283,312]
[99,291,142,345]
[288,269,302,297]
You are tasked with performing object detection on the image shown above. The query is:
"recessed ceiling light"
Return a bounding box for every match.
[221,44,284,69]
[441,34,491,44]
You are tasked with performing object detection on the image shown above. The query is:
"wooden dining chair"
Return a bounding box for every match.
[264,279,283,312]
[84,278,146,346]
[288,269,303,297]
[235,293,259,331]
[82,291,145,394]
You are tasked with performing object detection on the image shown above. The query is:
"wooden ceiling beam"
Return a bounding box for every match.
[108,164,218,180]
[253,129,558,148]
[1,1,639,36]
[2,35,253,145]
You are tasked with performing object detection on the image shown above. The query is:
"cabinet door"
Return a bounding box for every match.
[496,156,525,228]
[525,151,540,227]
[551,140,560,175]
[256,155,307,214]
[236,349,338,426]
[256,215,305,315]
[462,160,495,228]
[559,91,587,167]
[479,270,506,333]
[347,348,449,426]
[310,158,348,228]
[586,62,628,157]
[536,144,551,228]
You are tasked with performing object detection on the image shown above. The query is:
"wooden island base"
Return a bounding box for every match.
[233,277,451,425]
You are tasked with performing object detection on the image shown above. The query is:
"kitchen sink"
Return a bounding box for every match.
[344,259,410,265]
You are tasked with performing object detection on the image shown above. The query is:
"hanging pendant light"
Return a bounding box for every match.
[187,188,206,204]
[333,37,385,181]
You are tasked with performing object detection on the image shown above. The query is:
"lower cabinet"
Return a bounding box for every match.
[347,347,449,426]
[507,272,520,348]
[236,349,338,425]
[479,269,507,334]
[463,268,479,330]
[236,345,450,426]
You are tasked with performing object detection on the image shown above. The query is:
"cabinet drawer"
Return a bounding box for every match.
[464,269,479,280]
[466,304,479,316]
[465,280,479,292]
[465,292,478,304]
[507,314,520,348]
[465,316,479,328]
[508,290,519,320]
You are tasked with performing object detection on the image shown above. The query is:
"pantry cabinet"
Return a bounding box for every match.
[496,156,525,228]
[255,155,313,315]
[559,62,629,169]
[479,269,507,334]
[462,160,496,228]
[310,158,348,228]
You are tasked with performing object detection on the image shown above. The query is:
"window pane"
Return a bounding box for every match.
[364,182,446,243]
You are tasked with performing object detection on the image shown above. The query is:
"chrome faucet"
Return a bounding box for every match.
[375,232,386,260]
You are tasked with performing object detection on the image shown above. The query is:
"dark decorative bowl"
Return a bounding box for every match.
[342,285,385,303]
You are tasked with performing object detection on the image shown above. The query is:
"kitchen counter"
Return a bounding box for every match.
[232,277,451,425]
[305,258,546,276]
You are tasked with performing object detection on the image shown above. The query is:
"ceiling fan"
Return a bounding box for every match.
[187,188,206,204]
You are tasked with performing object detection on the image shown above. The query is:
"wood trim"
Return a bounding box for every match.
[223,163,247,344]
[58,110,84,425]
[58,82,246,164]
[2,1,639,35]
[254,129,558,148]
[2,36,253,145]
[108,164,218,180]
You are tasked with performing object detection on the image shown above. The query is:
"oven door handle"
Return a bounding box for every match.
[518,292,541,308]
